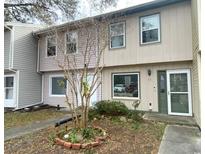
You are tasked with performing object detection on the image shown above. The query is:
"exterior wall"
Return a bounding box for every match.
[12,26,42,108]
[191,0,201,127]
[101,61,192,111]
[101,1,193,67]
[39,25,97,72]
[4,29,11,69]
[43,71,101,107]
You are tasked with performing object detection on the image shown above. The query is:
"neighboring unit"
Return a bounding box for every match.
[4,22,42,109]
[33,0,200,126]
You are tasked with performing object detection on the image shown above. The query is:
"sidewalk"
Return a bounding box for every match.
[158,125,201,154]
[4,115,71,141]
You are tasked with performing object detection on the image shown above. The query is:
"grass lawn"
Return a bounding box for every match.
[4,117,166,154]
[4,108,69,129]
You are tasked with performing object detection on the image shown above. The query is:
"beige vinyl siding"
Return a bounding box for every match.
[191,0,201,127]
[100,1,192,67]
[39,25,97,72]
[4,30,11,69]
[43,71,101,107]
[12,26,42,108]
[102,61,192,111]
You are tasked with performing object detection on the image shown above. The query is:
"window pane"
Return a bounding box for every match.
[110,23,124,36]
[171,93,189,113]
[170,73,188,92]
[47,36,56,57]
[66,43,77,53]
[142,14,159,31]
[142,29,158,43]
[5,88,13,99]
[113,74,139,98]
[52,77,66,95]
[66,32,77,43]
[111,35,124,48]
[5,77,14,87]
[47,46,56,56]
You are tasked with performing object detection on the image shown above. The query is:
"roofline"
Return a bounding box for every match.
[5,22,44,28]
[33,0,189,35]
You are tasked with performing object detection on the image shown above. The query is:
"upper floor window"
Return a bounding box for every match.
[109,22,125,49]
[140,14,160,44]
[66,31,78,54]
[47,35,56,57]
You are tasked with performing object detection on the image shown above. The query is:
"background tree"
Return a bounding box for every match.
[4,0,117,24]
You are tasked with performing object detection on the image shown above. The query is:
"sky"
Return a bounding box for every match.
[59,0,155,24]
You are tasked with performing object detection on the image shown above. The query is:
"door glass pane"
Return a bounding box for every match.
[5,77,14,87]
[5,88,13,99]
[170,73,188,92]
[171,93,189,113]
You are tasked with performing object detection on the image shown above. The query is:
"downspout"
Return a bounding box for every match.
[32,32,44,104]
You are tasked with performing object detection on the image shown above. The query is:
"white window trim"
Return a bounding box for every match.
[4,74,16,101]
[109,22,126,49]
[140,14,160,45]
[64,31,78,55]
[46,35,57,58]
[112,72,140,100]
[49,74,67,97]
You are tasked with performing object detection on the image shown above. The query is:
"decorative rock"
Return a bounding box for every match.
[127,119,133,122]
[72,143,81,149]
[120,116,127,122]
[63,134,69,139]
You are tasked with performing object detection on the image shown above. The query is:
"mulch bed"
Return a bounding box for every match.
[4,118,166,154]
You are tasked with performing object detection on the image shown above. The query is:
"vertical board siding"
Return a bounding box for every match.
[4,30,11,69]
[12,26,42,108]
[39,26,97,72]
[191,0,201,126]
[102,62,192,111]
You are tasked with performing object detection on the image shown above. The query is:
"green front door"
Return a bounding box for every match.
[158,71,168,114]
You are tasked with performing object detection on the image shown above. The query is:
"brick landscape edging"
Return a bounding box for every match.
[55,126,107,149]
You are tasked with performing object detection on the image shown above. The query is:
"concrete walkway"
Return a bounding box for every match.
[4,115,71,141]
[143,112,197,126]
[158,125,201,154]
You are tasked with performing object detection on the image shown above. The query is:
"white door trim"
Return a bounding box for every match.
[167,69,192,116]
[4,74,16,108]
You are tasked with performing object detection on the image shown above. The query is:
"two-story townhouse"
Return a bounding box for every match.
[4,22,42,109]
[34,0,197,121]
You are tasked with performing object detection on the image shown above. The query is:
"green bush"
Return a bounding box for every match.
[88,108,101,120]
[95,100,129,116]
[127,110,143,122]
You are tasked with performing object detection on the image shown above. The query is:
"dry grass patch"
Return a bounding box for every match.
[5,108,69,129]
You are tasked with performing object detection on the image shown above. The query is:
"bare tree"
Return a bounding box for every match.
[45,18,108,128]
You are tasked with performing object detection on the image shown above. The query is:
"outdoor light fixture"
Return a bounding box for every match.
[148,69,151,76]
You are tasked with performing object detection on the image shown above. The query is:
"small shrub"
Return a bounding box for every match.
[95,100,129,116]
[68,130,78,143]
[127,110,143,122]
[131,121,141,130]
[88,108,101,120]
[82,127,94,139]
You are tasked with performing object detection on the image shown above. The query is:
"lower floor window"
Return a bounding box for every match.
[112,73,139,98]
[50,76,67,96]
